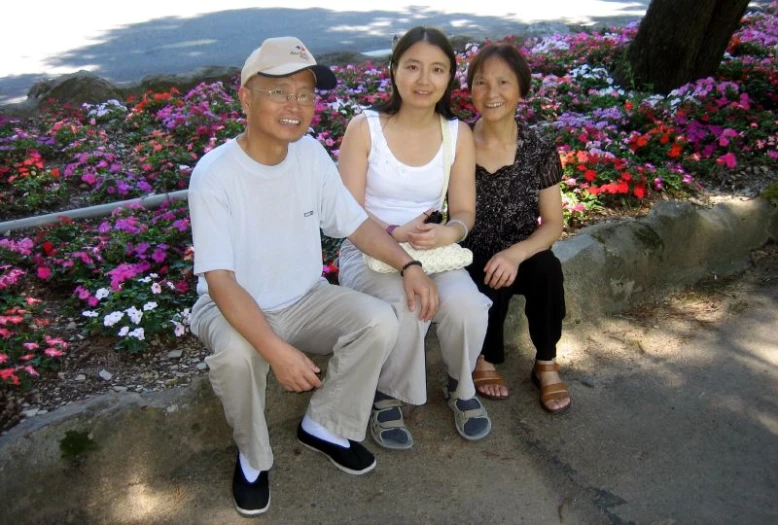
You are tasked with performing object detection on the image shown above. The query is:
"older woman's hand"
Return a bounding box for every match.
[484,248,525,289]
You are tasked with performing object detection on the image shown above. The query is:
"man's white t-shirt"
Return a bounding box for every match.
[188,135,367,312]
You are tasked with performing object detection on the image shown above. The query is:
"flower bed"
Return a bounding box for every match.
[1,3,776,387]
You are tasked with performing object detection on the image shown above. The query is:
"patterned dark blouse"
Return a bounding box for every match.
[462,120,563,257]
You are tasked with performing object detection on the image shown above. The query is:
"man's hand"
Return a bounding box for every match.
[267,342,323,392]
[484,248,524,289]
[402,265,439,321]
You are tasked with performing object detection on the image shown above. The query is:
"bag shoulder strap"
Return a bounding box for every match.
[439,116,453,208]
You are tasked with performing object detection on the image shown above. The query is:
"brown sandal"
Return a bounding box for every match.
[531,362,571,415]
[473,369,510,400]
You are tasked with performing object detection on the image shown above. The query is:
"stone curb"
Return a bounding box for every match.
[0,197,775,521]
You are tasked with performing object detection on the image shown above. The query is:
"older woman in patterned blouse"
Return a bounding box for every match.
[462,43,571,414]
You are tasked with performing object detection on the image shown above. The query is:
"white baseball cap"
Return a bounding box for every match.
[240,36,337,90]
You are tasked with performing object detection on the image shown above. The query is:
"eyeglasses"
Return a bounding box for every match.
[249,88,318,106]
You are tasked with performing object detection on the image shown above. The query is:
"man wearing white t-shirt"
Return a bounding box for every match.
[188,37,438,517]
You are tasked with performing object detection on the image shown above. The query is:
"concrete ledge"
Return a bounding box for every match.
[549,198,776,321]
[1,197,776,522]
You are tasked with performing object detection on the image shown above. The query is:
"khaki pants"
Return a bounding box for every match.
[338,241,492,405]
[190,281,398,471]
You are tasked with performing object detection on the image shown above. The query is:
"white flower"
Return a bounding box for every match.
[143,301,158,311]
[149,273,159,278]
[125,306,143,324]
[118,326,129,337]
[166,281,176,290]
[82,310,99,318]
[172,321,186,337]
[138,277,152,283]
[151,283,162,294]
[128,328,145,340]
[95,288,110,300]
[104,311,125,327]
[181,308,191,325]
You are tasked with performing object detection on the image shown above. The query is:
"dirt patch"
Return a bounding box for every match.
[0,321,208,434]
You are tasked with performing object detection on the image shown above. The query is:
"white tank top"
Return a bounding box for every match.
[362,109,459,225]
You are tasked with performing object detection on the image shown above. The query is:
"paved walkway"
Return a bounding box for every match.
[4,245,775,524]
[2,1,654,104]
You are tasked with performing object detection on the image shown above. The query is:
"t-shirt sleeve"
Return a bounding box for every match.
[539,141,564,190]
[189,181,235,276]
[317,146,368,238]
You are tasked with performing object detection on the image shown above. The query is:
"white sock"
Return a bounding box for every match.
[301,414,349,448]
[239,452,261,483]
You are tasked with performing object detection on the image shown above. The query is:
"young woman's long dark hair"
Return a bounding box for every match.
[372,26,458,119]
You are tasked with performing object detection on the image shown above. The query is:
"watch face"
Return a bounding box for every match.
[424,210,444,224]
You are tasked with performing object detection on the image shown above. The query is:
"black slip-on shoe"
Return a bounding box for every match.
[233,456,270,517]
[296,423,376,475]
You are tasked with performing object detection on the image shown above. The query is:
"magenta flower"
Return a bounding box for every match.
[716,152,737,169]
[37,267,52,279]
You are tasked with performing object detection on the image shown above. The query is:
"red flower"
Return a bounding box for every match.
[584,170,597,182]
[668,144,683,159]
[0,368,20,385]
[42,241,55,256]
[633,184,646,199]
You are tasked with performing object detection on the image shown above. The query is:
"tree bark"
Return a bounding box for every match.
[622,0,751,94]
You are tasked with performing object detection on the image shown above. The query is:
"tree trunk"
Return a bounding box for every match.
[622,0,751,94]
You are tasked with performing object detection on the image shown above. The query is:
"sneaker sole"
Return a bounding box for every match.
[234,494,271,517]
[297,440,376,476]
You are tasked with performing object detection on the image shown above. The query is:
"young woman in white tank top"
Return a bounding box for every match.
[337,26,493,449]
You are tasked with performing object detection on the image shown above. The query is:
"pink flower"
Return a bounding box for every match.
[19,353,35,361]
[716,152,737,169]
[23,365,39,377]
[44,348,64,357]
[0,353,7,364]
[44,335,68,348]
[22,342,39,350]
[37,266,52,279]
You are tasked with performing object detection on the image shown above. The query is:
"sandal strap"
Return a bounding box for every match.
[540,382,569,401]
[373,398,403,410]
[446,394,488,421]
[534,361,561,373]
[371,400,407,431]
[473,369,506,387]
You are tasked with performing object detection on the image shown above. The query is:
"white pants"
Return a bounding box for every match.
[338,241,492,405]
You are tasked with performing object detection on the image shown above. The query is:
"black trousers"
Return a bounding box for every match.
[466,249,566,364]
